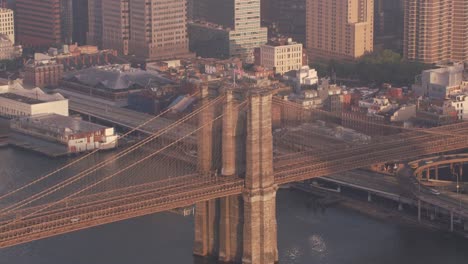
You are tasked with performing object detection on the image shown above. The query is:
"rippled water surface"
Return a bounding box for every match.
[0,148,467,264]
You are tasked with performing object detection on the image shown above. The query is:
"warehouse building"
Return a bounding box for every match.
[0,81,68,118]
[11,113,118,153]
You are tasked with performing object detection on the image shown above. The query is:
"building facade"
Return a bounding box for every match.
[128,0,191,61]
[190,0,267,62]
[403,0,468,64]
[11,114,118,153]
[412,63,466,99]
[101,0,129,56]
[260,38,303,75]
[72,0,88,45]
[262,0,306,44]
[0,8,14,43]
[16,0,62,47]
[0,83,68,118]
[306,0,374,62]
[99,0,191,61]
[24,60,65,88]
[0,34,21,60]
[374,0,403,51]
[87,0,103,47]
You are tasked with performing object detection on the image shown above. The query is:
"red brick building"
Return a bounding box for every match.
[24,60,64,88]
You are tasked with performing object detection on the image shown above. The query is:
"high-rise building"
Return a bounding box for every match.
[262,0,306,44]
[190,0,267,62]
[374,0,403,51]
[0,8,14,43]
[101,0,129,55]
[72,0,88,45]
[16,0,62,47]
[87,0,102,47]
[404,0,468,64]
[128,0,191,61]
[16,0,86,47]
[61,0,73,44]
[97,0,191,61]
[305,0,374,62]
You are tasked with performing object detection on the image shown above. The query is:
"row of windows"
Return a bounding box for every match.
[0,106,30,117]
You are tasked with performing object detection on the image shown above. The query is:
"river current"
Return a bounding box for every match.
[0,148,467,264]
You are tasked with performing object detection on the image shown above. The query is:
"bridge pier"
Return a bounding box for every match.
[194,200,219,257]
[194,89,278,263]
[242,91,278,264]
[219,195,243,262]
[194,85,219,258]
[242,187,278,264]
[219,90,245,263]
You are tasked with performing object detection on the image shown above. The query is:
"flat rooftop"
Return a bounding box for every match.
[0,93,45,104]
[21,114,109,134]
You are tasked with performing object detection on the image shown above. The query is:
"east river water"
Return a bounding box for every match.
[0,147,467,264]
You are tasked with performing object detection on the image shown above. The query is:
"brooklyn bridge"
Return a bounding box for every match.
[0,86,467,264]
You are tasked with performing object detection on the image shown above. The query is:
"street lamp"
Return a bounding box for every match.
[454,172,461,211]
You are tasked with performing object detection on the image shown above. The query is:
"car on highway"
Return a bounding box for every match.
[429,188,440,195]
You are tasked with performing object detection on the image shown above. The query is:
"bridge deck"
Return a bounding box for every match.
[1,123,468,248]
[69,99,197,145]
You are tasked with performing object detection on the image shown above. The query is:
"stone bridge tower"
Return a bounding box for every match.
[194,86,278,264]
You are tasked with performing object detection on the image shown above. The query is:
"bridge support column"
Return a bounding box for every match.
[243,187,278,264]
[367,193,372,202]
[219,195,243,263]
[218,90,245,263]
[242,91,278,264]
[221,90,241,176]
[398,203,403,211]
[194,200,219,257]
[197,85,213,173]
[435,166,439,180]
[194,84,219,258]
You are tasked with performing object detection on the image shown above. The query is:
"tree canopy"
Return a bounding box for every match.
[310,50,435,86]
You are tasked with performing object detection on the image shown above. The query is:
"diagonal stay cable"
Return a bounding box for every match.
[0,95,222,215]
[0,95,222,214]
[0,91,200,202]
[1,100,247,228]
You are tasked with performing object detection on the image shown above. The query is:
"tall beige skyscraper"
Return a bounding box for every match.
[305,0,374,62]
[97,0,191,61]
[403,0,468,64]
[129,0,191,61]
[0,8,14,43]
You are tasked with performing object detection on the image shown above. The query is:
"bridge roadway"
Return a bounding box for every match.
[68,99,197,145]
[1,123,468,247]
[274,122,468,182]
